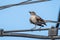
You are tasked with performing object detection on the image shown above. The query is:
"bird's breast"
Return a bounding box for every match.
[30,16,37,23]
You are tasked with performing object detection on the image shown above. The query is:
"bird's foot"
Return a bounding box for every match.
[30,28,36,32]
[38,27,41,31]
[31,26,36,30]
[31,28,36,30]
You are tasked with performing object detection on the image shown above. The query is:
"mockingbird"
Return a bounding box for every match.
[29,11,46,29]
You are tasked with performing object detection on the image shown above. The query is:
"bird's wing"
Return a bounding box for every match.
[36,15,47,26]
[36,15,44,22]
[29,18,34,24]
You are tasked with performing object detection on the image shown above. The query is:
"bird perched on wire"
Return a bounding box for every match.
[29,11,47,29]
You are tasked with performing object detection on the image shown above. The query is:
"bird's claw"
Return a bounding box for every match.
[31,26,36,30]
[38,27,41,31]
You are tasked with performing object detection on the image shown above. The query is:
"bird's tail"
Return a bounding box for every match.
[42,20,47,26]
[36,22,44,27]
[38,21,47,26]
[43,23,47,26]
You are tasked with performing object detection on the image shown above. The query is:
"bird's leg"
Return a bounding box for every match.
[31,24,36,30]
[40,27,41,29]
[38,26,41,30]
[39,24,44,30]
[38,27,41,31]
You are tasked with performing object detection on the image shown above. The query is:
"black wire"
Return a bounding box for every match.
[4,28,49,33]
[0,0,50,10]
[56,9,60,28]
[1,32,60,39]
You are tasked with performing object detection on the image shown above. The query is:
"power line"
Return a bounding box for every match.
[3,28,60,33]
[0,0,50,10]
[4,28,49,33]
[0,27,60,39]
[56,9,60,28]
[1,33,60,39]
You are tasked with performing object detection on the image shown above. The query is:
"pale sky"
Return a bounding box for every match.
[0,0,60,40]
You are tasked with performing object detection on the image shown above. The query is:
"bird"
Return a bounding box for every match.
[29,11,47,29]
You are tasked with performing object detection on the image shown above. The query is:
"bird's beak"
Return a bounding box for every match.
[29,12,31,14]
[29,11,31,13]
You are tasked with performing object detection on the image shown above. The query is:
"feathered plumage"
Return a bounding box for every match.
[29,11,46,29]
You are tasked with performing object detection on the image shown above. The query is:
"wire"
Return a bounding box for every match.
[3,28,60,33]
[4,28,49,33]
[56,9,60,28]
[0,0,50,10]
[1,32,60,39]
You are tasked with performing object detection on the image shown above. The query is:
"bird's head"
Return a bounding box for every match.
[29,11,36,15]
